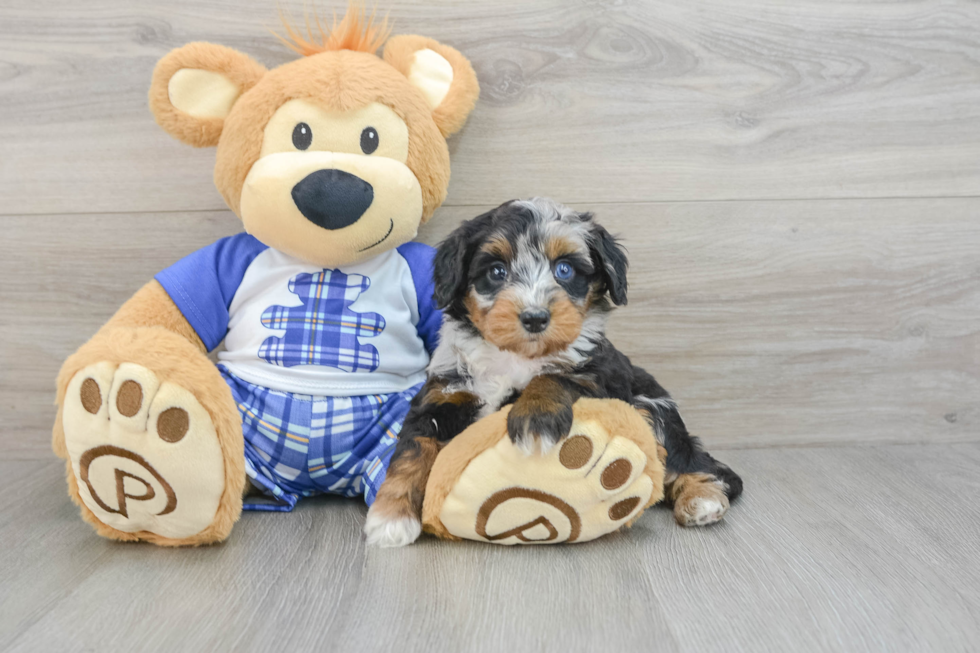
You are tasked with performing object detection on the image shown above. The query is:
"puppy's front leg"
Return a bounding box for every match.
[507,374,586,455]
[365,432,439,547]
[365,379,480,547]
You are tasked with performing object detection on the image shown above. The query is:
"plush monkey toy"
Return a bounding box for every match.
[53,6,664,546]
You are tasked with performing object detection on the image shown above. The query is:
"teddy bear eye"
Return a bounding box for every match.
[360,127,379,155]
[292,123,312,150]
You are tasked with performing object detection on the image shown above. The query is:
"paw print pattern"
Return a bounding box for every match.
[61,361,226,540]
[433,406,661,545]
[258,270,386,372]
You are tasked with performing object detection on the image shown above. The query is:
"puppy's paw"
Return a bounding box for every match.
[365,485,423,548]
[676,495,728,527]
[507,399,574,455]
[364,507,422,547]
[671,473,730,527]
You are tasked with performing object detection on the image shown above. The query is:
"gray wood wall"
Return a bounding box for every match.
[2,0,979,459]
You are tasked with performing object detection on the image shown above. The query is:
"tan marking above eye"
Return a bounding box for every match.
[480,236,513,260]
[545,235,583,262]
[260,99,409,162]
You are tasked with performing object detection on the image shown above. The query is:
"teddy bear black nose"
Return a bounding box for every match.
[291,169,374,230]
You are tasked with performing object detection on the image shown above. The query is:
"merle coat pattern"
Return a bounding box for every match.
[365,198,742,546]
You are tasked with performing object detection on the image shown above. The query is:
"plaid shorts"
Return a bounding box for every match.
[220,366,422,512]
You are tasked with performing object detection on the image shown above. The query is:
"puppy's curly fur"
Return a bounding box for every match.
[367,198,742,545]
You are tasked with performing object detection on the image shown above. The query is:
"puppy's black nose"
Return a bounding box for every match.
[520,309,550,333]
[291,169,374,230]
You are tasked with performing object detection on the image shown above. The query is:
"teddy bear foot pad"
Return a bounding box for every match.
[62,362,226,542]
[422,399,666,545]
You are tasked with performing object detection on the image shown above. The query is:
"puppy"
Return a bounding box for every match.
[364,198,743,546]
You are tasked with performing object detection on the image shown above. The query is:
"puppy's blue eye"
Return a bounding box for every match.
[488,263,508,282]
[554,261,575,281]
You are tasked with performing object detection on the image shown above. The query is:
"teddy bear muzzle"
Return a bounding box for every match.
[238,150,424,267]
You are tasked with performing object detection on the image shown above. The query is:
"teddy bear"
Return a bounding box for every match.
[421,399,666,545]
[52,5,668,546]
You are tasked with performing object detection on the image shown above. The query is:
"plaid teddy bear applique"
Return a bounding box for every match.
[258,270,386,372]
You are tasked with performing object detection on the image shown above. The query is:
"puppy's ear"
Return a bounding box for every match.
[587,219,629,306]
[149,43,267,147]
[433,230,468,309]
[433,210,496,309]
[384,35,480,138]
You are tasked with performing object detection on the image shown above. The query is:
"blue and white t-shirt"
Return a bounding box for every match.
[156,234,440,396]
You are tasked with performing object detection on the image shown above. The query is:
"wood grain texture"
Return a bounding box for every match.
[3,198,977,459]
[3,2,979,651]
[2,0,980,215]
[3,444,980,652]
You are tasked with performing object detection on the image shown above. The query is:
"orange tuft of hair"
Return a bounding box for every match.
[276,2,391,56]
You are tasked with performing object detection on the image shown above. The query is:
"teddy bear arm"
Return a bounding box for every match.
[53,280,212,458]
[102,280,205,351]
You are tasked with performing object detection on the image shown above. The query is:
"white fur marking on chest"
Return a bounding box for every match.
[430,319,601,417]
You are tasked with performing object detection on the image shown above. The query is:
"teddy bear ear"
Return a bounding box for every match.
[384,35,480,138]
[149,42,267,148]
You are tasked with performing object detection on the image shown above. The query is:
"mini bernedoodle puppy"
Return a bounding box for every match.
[365,198,743,546]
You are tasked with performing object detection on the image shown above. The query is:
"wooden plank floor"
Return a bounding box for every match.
[1,0,979,651]
[3,443,980,652]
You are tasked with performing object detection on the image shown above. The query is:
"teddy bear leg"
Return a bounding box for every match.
[54,327,245,546]
[421,399,666,545]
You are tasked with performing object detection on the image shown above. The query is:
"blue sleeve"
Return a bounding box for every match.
[397,242,443,355]
[155,233,268,352]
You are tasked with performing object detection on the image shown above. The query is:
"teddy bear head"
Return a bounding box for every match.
[149,6,479,267]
